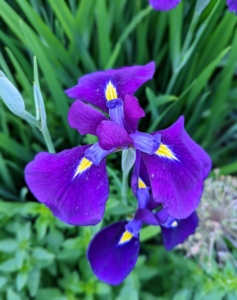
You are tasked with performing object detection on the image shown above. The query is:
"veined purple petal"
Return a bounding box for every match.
[65,62,155,112]
[142,116,211,219]
[124,95,145,133]
[148,0,181,11]
[161,212,199,251]
[87,221,140,285]
[227,0,237,14]
[130,132,161,155]
[68,100,108,136]
[135,209,160,226]
[97,120,133,150]
[25,145,109,226]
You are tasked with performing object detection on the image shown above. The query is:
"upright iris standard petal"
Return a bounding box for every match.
[160,212,199,251]
[123,95,145,133]
[97,120,133,150]
[87,221,140,285]
[142,116,211,219]
[68,100,108,136]
[65,62,155,112]
[148,0,181,11]
[25,145,109,226]
[227,0,237,14]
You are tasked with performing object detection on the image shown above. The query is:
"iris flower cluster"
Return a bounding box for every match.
[25,62,211,285]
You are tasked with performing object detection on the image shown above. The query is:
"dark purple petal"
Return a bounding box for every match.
[227,0,237,14]
[135,209,160,225]
[161,212,199,251]
[124,95,145,133]
[68,100,108,136]
[25,145,109,226]
[87,221,140,285]
[142,116,211,219]
[148,0,181,11]
[97,121,133,150]
[65,62,155,112]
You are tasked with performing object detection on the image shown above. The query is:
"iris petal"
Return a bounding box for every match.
[148,0,181,11]
[161,212,199,251]
[227,0,237,14]
[97,120,133,150]
[123,95,145,133]
[142,116,211,219]
[65,62,155,112]
[87,221,140,285]
[68,100,108,136]
[25,145,109,226]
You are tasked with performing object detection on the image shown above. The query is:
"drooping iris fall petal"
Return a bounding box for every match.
[65,62,155,112]
[160,211,199,251]
[25,145,109,226]
[87,221,140,285]
[148,0,181,11]
[142,116,211,219]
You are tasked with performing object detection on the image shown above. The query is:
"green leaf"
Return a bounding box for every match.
[0,239,17,253]
[7,289,21,300]
[0,276,7,288]
[16,272,28,291]
[33,247,55,261]
[95,282,111,295]
[0,258,18,272]
[140,226,160,242]
[27,268,41,297]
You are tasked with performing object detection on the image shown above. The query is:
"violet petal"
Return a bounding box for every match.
[25,145,109,226]
[87,221,140,285]
[68,100,108,136]
[142,116,211,219]
[148,0,181,11]
[65,62,155,112]
[97,120,133,150]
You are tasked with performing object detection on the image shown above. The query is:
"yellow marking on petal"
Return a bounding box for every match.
[156,143,178,160]
[118,230,133,245]
[105,81,118,101]
[73,157,92,178]
[138,177,146,189]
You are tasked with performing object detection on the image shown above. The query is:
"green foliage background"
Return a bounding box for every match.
[0,0,237,299]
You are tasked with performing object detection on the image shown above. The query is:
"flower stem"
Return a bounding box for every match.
[121,170,129,205]
[41,127,55,153]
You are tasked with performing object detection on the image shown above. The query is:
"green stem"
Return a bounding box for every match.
[21,111,41,128]
[41,127,55,153]
[121,170,129,205]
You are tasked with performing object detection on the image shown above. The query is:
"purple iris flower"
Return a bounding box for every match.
[25,63,155,226]
[87,154,198,285]
[148,0,181,11]
[227,0,237,14]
